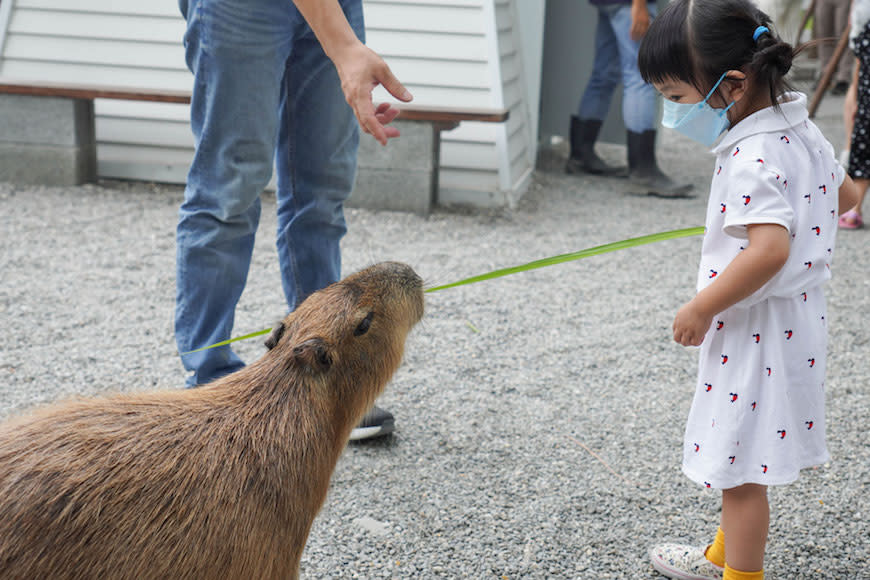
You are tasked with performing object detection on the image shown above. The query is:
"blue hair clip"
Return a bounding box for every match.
[753,26,769,42]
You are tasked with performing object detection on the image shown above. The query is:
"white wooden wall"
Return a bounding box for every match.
[0,0,192,182]
[0,0,537,207]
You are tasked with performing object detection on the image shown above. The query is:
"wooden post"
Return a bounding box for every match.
[808,25,851,118]
[795,0,817,46]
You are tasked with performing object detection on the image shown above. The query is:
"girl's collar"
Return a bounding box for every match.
[711,92,807,155]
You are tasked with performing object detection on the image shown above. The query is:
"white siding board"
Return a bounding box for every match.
[0,0,13,56]
[365,0,484,8]
[495,6,512,31]
[498,31,516,57]
[439,168,500,192]
[366,30,487,61]
[97,143,192,182]
[17,0,179,18]
[383,57,489,89]
[443,122,498,144]
[98,143,192,166]
[10,9,184,43]
[503,80,522,112]
[507,129,525,160]
[500,52,519,82]
[96,117,193,149]
[96,100,190,123]
[504,109,523,136]
[364,4,483,34]
[440,141,499,169]
[372,85,492,108]
[0,60,191,89]
[4,35,184,70]
[495,0,532,200]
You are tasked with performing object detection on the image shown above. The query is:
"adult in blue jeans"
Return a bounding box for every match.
[176,0,411,439]
[567,0,693,198]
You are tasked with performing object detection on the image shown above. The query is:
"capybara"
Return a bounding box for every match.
[0,261,424,579]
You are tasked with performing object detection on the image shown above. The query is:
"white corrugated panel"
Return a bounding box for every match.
[0,0,535,206]
[494,0,533,202]
[0,1,193,182]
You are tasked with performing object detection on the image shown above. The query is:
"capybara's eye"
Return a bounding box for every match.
[354,312,374,336]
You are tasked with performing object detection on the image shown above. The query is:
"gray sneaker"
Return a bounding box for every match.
[349,405,394,441]
[649,543,724,580]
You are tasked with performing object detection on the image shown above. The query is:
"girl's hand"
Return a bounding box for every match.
[673,299,713,347]
[673,223,790,348]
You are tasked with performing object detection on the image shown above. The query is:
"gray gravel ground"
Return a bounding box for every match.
[1,91,868,579]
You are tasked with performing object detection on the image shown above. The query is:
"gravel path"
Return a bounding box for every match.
[1,94,867,579]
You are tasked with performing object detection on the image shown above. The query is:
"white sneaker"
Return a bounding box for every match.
[649,543,724,580]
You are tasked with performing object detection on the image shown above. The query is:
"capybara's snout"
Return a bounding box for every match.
[345,261,425,325]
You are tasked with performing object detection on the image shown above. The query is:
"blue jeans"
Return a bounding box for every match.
[578,2,657,133]
[176,0,362,387]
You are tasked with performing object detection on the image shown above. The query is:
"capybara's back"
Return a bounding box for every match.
[0,261,424,580]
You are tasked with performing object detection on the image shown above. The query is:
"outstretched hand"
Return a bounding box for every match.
[332,42,413,145]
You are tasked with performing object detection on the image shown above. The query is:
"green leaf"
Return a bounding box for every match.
[425,226,703,293]
[181,327,273,355]
[182,226,703,353]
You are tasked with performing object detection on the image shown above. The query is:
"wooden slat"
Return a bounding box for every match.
[0,78,509,123]
[396,103,508,123]
[0,78,191,103]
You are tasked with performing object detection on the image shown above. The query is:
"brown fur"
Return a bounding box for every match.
[0,262,424,580]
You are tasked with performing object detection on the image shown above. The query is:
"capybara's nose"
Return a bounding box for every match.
[382,261,423,290]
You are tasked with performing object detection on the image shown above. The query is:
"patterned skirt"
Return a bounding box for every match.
[849,22,870,179]
[682,287,830,489]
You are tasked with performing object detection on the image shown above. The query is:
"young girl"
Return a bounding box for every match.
[636,1,859,579]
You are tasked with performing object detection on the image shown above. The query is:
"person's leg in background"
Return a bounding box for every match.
[842,26,870,229]
[567,5,627,176]
[176,0,291,387]
[275,0,394,439]
[816,0,852,94]
[831,0,853,92]
[611,1,693,198]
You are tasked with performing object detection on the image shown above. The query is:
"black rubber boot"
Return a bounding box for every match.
[565,116,627,176]
[626,130,694,198]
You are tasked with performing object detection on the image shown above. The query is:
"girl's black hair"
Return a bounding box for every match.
[638,0,795,107]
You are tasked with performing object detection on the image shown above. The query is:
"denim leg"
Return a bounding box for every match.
[609,2,658,133]
[175,0,295,387]
[577,6,621,122]
[274,0,362,309]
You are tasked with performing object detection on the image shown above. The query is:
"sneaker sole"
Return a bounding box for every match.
[650,555,719,580]
[349,419,395,441]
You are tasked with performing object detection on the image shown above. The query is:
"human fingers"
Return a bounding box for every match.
[376,62,413,103]
[374,102,400,126]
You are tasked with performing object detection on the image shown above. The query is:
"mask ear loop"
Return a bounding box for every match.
[703,72,737,118]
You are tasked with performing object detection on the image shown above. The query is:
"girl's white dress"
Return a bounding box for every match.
[682,93,843,489]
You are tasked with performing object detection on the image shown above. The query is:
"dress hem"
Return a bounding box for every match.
[682,454,830,489]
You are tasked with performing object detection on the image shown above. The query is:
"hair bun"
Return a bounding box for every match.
[753,37,793,78]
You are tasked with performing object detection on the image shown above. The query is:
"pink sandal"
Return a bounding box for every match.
[839,209,864,229]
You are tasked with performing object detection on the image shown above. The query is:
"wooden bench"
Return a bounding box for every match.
[0,78,508,215]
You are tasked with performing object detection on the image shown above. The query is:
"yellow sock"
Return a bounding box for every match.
[704,527,726,568]
[723,564,764,580]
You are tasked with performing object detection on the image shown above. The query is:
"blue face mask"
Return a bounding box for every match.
[661,73,736,147]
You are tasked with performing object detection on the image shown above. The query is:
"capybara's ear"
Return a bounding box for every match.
[265,322,286,350]
[292,338,332,371]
